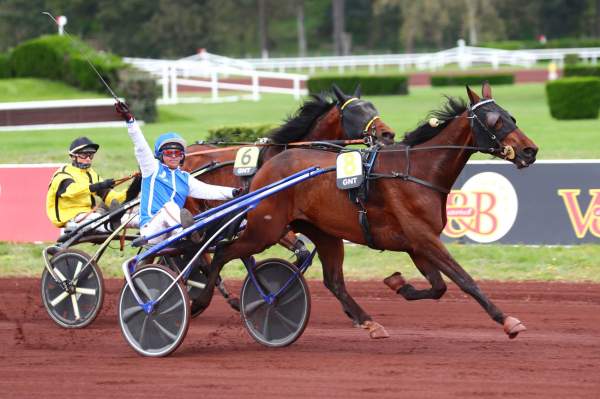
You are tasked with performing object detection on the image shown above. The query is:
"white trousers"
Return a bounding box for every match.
[140,201,183,244]
[65,210,139,233]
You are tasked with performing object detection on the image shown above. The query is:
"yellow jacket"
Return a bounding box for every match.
[46,164,126,227]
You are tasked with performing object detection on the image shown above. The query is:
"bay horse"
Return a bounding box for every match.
[198,82,538,339]
[182,85,394,312]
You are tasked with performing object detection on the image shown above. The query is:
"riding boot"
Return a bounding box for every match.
[180,208,203,244]
[292,239,311,268]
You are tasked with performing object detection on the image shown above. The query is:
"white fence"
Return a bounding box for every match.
[241,43,600,73]
[124,56,308,105]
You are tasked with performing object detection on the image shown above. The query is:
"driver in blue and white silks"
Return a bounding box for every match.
[115,102,238,244]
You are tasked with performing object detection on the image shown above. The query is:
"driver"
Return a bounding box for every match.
[46,137,140,231]
[115,102,240,244]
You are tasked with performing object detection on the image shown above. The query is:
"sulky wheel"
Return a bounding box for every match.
[118,264,190,357]
[159,253,213,318]
[40,249,104,329]
[240,258,310,347]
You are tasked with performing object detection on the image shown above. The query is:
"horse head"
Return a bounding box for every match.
[327,84,395,145]
[466,82,538,168]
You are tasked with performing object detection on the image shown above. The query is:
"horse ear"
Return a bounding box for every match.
[482,80,492,99]
[331,84,347,103]
[353,84,361,98]
[466,85,480,105]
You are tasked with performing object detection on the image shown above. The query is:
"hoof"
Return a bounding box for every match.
[503,316,526,339]
[361,321,389,339]
[383,272,406,292]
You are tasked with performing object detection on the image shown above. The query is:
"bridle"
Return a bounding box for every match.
[467,98,516,160]
[338,97,382,146]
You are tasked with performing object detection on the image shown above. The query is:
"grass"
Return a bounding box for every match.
[1,79,598,281]
[1,82,599,177]
[0,78,104,102]
[3,241,600,282]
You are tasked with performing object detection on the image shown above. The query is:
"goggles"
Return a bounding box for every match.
[162,149,184,158]
[75,152,95,160]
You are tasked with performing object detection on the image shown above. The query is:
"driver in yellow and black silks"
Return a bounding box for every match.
[45,137,141,231]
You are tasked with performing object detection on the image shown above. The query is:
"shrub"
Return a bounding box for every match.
[564,54,580,65]
[307,75,408,95]
[206,124,277,143]
[117,68,159,123]
[546,77,600,120]
[431,74,514,86]
[0,53,11,78]
[480,38,600,50]
[563,65,600,78]
[10,34,123,94]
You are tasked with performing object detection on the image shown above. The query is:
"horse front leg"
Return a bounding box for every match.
[296,222,389,339]
[384,252,447,300]
[419,239,526,339]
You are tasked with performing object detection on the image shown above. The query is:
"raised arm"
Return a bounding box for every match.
[116,101,156,177]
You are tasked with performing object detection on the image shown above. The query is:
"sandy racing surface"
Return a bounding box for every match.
[1,278,599,398]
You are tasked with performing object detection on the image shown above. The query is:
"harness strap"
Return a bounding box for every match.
[348,147,381,250]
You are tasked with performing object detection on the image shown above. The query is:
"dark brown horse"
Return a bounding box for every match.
[182,85,394,312]
[199,82,538,339]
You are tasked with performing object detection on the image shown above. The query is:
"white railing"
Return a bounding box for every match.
[124,57,308,105]
[238,43,600,73]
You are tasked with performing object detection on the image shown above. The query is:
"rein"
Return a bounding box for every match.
[113,171,140,187]
[185,138,368,157]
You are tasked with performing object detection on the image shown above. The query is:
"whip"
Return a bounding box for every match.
[41,11,121,102]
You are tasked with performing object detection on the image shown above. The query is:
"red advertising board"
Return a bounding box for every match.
[0,164,61,242]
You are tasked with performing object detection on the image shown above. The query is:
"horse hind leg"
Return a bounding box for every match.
[418,241,526,339]
[384,252,447,300]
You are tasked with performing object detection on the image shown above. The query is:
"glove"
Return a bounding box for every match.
[89,179,115,193]
[115,101,134,122]
[125,174,142,202]
[232,187,244,197]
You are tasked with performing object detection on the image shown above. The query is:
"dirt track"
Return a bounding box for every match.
[1,278,599,398]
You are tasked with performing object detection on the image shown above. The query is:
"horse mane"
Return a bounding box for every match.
[401,96,467,146]
[268,93,336,144]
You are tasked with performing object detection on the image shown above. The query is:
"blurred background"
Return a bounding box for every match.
[1,0,600,58]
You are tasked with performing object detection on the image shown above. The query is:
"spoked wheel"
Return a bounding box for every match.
[118,264,190,357]
[40,249,104,329]
[160,254,213,318]
[241,258,310,347]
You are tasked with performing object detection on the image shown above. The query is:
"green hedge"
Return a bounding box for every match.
[117,69,159,123]
[8,34,158,122]
[206,124,277,143]
[563,65,600,78]
[0,53,11,78]
[480,38,600,50]
[431,74,514,87]
[10,35,123,93]
[546,77,600,120]
[307,75,408,95]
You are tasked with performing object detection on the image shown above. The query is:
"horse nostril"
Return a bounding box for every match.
[522,147,537,163]
[523,147,537,158]
[382,131,395,143]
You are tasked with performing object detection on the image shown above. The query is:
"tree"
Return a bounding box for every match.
[258,0,269,58]
[332,0,347,55]
[296,0,307,57]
